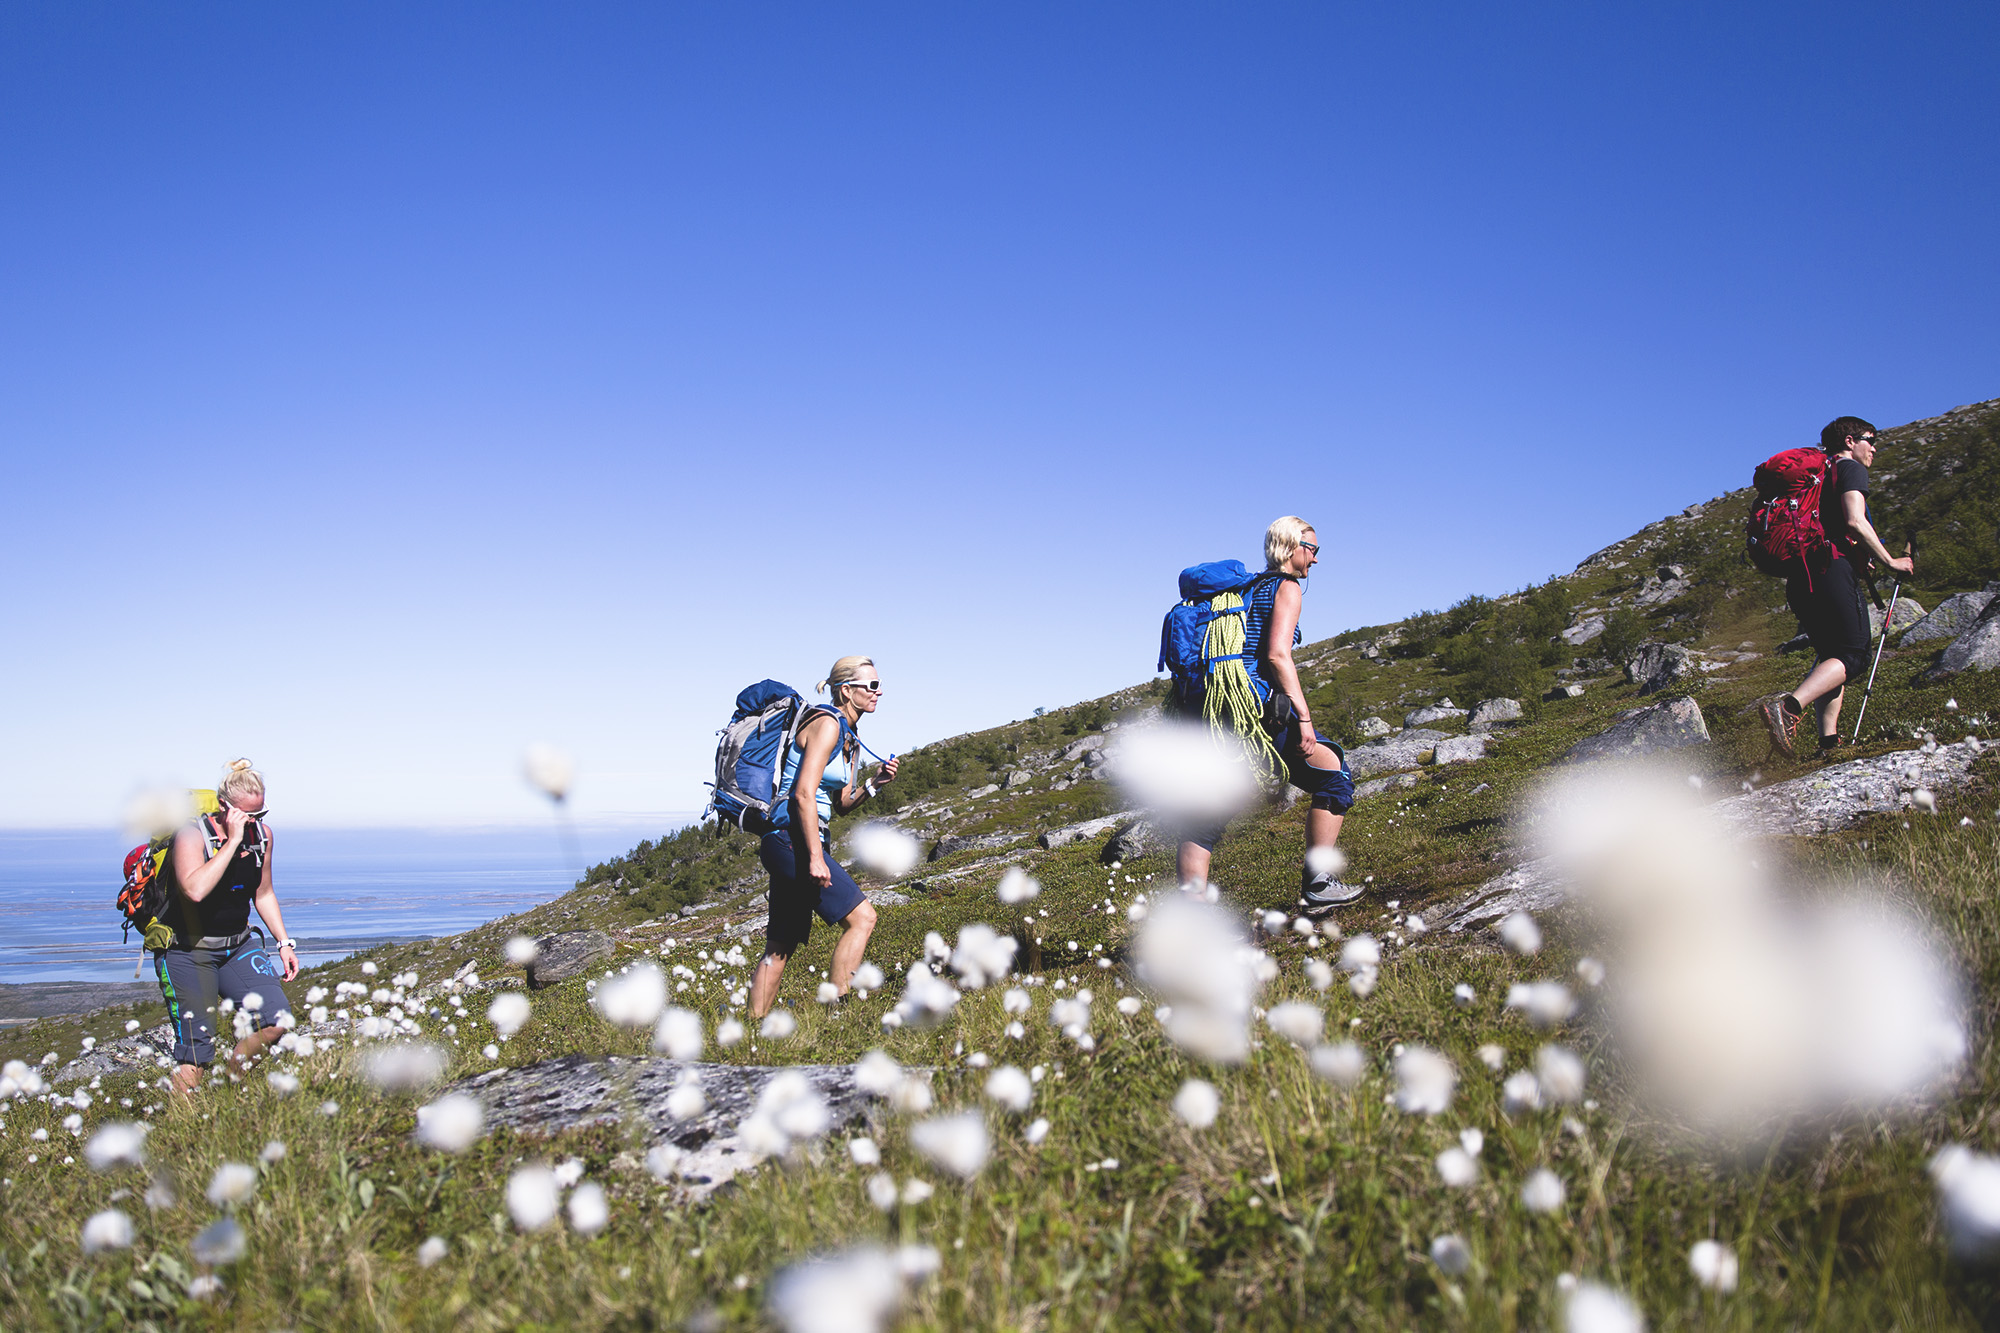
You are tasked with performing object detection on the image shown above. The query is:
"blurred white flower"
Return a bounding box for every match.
[901,1178,934,1205]
[1931,1144,2000,1256]
[1565,1281,1642,1333]
[1429,1233,1471,1276]
[568,1181,609,1236]
[855,1049,901,1095]
[716,1017,745,1048]
[552,1158,586,1189]
[1520,1168,1566,1213]
[645,1144,685,1180]
[523,744,574,801]
[487,993,532,1038]
[1503,1071,1543,1116]
[985,1066,1033,1113]
[84,1123,147,1171]
[761,1009,798,1039]
[1133,896,1266,1064]
[1338,935,1380,972]
[654,1007,704,1061]
[81,1209,134,1254]
[1173,1079,1221,1128]
[849,1137,880,1166]
[896,1244,941,1280]
[1498,911,1543,955]
[415,1093,485,1153]
[1506,982,1578,1029]
[417,1235,448,1267]
[1688,1238,1738,1292]
[1478,1044,1506,1072]
[866,1172,899,1211]
[854,963,885,990]
[1311,1042,1367,1088]
[997,866,1042,904]
[508,1165,561,1231]
[1537,1046,1587,1104]
[850,823,922,879]
[1113,720,1261,822]
[206,1162,258,1207]
[891,962,961,1028]
[504,936,540,966]
[259,1140,287,1165]
[767,1245,902,1333]
[1024,1117,1051,1145]
[666,1073,707,1121]
[186,1275,224,1300]
[1305,844,1348,879]
[911,1111,989,1179]
[361,1043,448,1092]
[597,964,668,1027]
[267,1071,300,1096]
[190,1216,246,1266]
[1393,1047,1456,1115]
[1452,983,1476,1008]
[1913,788,1938,813]
[1305,959,1335,992]
[1116,995,1143,1016]
[1436,1147,1478,1187]
[950,924,1018,989]
[1265,1002,1324,1047]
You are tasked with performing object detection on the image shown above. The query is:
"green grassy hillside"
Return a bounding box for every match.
[3,398,1998,1330]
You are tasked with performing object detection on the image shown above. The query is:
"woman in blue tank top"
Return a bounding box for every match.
[748,655,900,1018]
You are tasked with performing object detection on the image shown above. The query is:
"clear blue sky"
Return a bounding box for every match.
[3,3,1995,827]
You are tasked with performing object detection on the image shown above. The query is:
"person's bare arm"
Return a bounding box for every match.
[171,813,248,902]
[790,716,840,887]
[1842,490,1913,574]
[251,832,298,982]
[1261,580,1329,761]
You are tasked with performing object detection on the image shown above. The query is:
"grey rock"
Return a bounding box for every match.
[526,930,617,989]
[1353,772,1419,800]
[54,1023,175,1086]
[1931,596,2000,678]
[1869,596,1927,640]
[930,831,1021,862]
[1060,735,1107,762]
[1657,564,1686,580]
[1899,588,1994,645]
[1468,698,1523,732]
[1347,729,1452,778]
[1544,683,1585,701]
[865,889,911,907]
[1625,642,1699,695]
[1432,735,1488,766]
[1355,716,1393,739]
[0,980,160,1023]
[1101,819,1158,865]
[1438,739,1987,933]
[1037,811,1137,851]
[1002,770,1034,790]
[1085,749,1111,769]
[1564,697,1710,764]
[1561,617,1607,646]
[964,784,1000,800]
[1633,576,1692,607]
[1404,704,1468,728]
[450,1055,889,1202]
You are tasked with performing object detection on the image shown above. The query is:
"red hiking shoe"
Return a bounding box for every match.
[1759,694,1804,757]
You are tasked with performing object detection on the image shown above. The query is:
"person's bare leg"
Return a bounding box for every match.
[1178,841,1212,889]
[830,902,878,994]
[1790,659,1848,711]
[228,1025,283,1074]
[749,952,790,1018]
[170,1063,203,1096]
[1306,809,1344,854]
[1817,685,1846,740]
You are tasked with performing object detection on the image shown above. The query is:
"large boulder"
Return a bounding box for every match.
[1432,735,1488,766]
[1002,769,1034,789]
[1101,819,1158,865]
[1355,716,1393,739]
[1404,701,1467,728]
[1869,596,1926,640]
[1929,596,2000,679]
[930,831,1022,862]
[1563,697,1709,764]
[1625,642,1699,696]
[1037,811,1135,851]
[1059,735,1106,763]
[526,930,617,989]
[1468,698,1524,732]
[1899,586,1997,645]
[1353,772,1419,800]
[1347,728,1452,778]
[1562,616,1606,646]
[1544,683,1585,701]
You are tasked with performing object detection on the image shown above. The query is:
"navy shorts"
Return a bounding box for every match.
[1787,555,1871,683]
[155,935,294,1066]
[759,828,868,956]
[1185,721,1355,853]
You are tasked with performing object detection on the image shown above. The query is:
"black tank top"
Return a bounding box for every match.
[164,817,266,945]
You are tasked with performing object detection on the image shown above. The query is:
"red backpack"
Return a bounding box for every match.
[1746,447,1835,581]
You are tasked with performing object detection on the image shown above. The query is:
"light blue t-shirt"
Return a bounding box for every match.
[771,718,855,835]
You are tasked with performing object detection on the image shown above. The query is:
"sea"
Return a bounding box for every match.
[0,821,685,985]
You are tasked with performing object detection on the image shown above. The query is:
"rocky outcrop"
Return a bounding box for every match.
[1438,739,1990,933]
[1355,717,1393,740]
[1928,597,2000,679]
[1870,596,1927,640]
[1432,735,1487,766]
[1037,811,1137,851]
[1059,735,1107,763]
[1625,642,1698,696]
[1468,698,1523,732]
[930,831,1023,862]
[1347,729,1452,778]
[452,1055,886,1202]
[1102,819,1157,865]
[1562,617,1606,647]
[1002,770,1035,789]
[1900,586,1997,646]
[1544,683,1585,701]
[1563,697,1709,763]
[1354,772,1419,800]
[527,931,617,989]
[1404,702,1466,728]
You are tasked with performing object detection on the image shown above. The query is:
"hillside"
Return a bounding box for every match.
[4,397,2000,1330]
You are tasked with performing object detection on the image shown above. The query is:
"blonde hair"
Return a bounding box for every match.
[816,656,877,702]
[218,758,265,804]
[1265,516,1316,571]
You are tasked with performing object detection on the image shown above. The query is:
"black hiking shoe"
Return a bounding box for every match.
[1300,872,1365,918]
[1759,693,1804,758]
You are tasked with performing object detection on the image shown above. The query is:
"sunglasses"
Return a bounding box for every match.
[1299,541,1320,555]
[222,802,269,821]
[844,681,883,694]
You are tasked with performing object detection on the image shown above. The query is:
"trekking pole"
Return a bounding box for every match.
[1850,536,1915,742]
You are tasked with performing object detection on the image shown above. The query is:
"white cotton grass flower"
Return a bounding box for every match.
[854,962,885,990]
[902,1178,934,1207]
[1173,1078,1221,1128]
[414,1093,485,1153]
[1506,982,1578,1029]
[1112,719,1262,822]
[1537,1046,1587,1104]
[767,1245,903,1333]
[890,961,961,1028]
[84,1122,147,1171]
[716,1017,745,1048]
[1429,1233,1472,1277]
[849,1137,881,1166]
[567,1181,609,1237]
[507,1164,562,1231]
[1393,1047,1456,1115]
[259,1140,287,1165]
[361,1043,448,1092]
[1564,1281,1643,1333]
[949,924,1018,989]
[1520,1167,1566,1214]
[1478,1043,1507,1073]
[666,1072,707,1120]
[206,1162,258,1207]
[596,963,668,1027]
[1132,894,1268,1064]
[854,1049,901,1096]
[984,1065,1033,1113]
[1305,958,1335,992]
[1503,1070,1542,1116]
[267,1071,300,1096]
[1116,995,1143,1016]
[1688,1239,1739,1291]
[653,1007,704,1061]
[866,1171,900,1211]
[487,992,532,1038]
[849,822,923,879]
[1337,935,1380,972]
[897,1244,941,1280]
[1264,1002,1324,1047]
[1024,1117,1051,1145]
[190,1217,246,1266]
[504,935,540,966]
[522,744,574,801]
[1453,983,1476,1007]
[1497,911,1543,955]
[1913,787,1938,813]
[761,1008,798,1039]
[910,1111,989,1179]
[1311,1042,1367,1088]
[1305,844,1348,879]
[1002,988,1031,1015]
[997,866,1041,904]
[1931,1144,2000,1256]
[1576,957,1606,987]
[81,1209,134,1254]
[817,981,840,1003]
[186,1275,224,1300]
[1460,1126,1484,1155]
[417,1236,448,1268]
[1435,1147,1479,1187]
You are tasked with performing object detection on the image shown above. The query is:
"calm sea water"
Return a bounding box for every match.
[0,822,684,984]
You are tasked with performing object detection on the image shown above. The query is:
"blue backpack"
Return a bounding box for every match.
[1158,561,1262,703]
[706,680,872,832]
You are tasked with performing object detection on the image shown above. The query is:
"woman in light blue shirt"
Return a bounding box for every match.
[748,655,899,1018]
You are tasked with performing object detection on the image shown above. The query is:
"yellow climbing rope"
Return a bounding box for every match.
[1200,590,1284,777]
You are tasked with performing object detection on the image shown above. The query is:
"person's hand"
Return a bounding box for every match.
[1889,554,1915,576]
[807,854,833,889]
[221,807,252,845]
[278,943,299,981]
[877,757,899,786]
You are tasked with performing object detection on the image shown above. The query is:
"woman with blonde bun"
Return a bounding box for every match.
[748,657,899,1017]
[156,759,300,1093]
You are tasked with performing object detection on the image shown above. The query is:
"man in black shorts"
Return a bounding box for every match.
[1760,416,1914,756]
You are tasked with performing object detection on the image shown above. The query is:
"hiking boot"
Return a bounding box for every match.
[1815,733,1849,758]
[1759,694,1804,757]
[1300,872,1365,918]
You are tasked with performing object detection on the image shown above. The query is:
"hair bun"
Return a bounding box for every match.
[814,680,830,695]
[227,758,255,774]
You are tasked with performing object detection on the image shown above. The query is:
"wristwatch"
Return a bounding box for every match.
[278,938,300,951]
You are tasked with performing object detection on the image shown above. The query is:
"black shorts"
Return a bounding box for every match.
[154,934,293,1066]
[1787,556,1870,682]
[759,828,868,956]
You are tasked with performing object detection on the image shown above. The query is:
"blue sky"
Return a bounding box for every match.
[3,3,1995,827]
